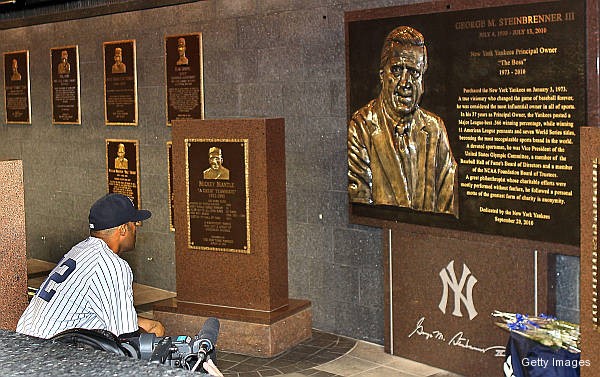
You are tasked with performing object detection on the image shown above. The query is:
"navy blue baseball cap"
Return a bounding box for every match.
[89,193,151,231]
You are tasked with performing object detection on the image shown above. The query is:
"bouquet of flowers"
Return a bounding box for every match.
[493,310,580,353]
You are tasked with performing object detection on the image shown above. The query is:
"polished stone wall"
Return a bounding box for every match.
[0,0,582,344]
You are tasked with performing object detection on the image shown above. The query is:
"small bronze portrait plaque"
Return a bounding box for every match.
[167,141,175,232]
[186,139,249,253]
[106,139,141,209]
[103,40,138,126]
[3,50,31,124]
[51,46,80,125]
[165,33,204,126]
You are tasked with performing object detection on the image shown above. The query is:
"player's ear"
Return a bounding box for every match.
[119,224,127,236]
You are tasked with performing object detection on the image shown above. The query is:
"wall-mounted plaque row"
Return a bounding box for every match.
[3,33,203,126]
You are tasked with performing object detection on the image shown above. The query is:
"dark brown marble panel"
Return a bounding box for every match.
[580,127,600,377]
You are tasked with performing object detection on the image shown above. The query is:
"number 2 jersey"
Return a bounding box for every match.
[17,237,138,338]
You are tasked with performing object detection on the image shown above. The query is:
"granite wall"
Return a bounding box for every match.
[0,0,582,344]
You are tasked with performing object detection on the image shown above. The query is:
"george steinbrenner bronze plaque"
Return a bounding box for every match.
[347,0,586,246]
[103,40,138,126]
[106,139,141,210]
[51,46,80,125]
[185,139,250,253]
[165,33,204,125]
[3,50,31,124]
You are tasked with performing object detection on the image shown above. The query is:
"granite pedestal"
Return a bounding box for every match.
[0,160,28,330]
[156,119,311,357]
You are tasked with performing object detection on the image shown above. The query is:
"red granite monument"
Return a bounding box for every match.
[154,118,311,357]
[0,160,28,330]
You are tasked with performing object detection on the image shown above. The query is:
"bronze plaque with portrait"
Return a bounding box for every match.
[167,141,175,232]
[51,46,80,125]
[165,33,203,125]
[185,139,249,253]
[346,0,585,246]
[106,139,141,209]
[103,40,137,126]
[3,50,31,124]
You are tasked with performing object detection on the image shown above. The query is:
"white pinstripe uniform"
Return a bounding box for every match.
[17,237,138,339]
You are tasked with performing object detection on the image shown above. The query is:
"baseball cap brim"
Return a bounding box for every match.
[131,209,152,222]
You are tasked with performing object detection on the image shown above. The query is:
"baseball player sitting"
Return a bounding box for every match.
[17,193,165,339]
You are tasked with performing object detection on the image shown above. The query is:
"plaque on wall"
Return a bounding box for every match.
[103,40,138,126]
[106,139,141,209]
[51,46,80,125]
[3,50,31,124]
[346,0,585,246]
[167,141,175,232]
[165,33,204,125]
[185,139,250,253]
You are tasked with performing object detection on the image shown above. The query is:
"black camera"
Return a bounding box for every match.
[52,317,220,374]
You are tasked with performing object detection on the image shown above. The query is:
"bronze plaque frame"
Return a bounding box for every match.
[185,138,250,254]
[50,45,81,125]
[105,139,141,210]
[164,33,204,126]
[3,50,31,124]
[103,40,138,126]
[593,159,598,329]
[346,0,588,246]
[167,141,175,232]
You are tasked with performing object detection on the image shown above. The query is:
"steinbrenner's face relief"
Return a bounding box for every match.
[380,44,426,118]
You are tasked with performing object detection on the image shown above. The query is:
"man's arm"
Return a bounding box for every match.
[348,111,374,204]
[137,316,165,337]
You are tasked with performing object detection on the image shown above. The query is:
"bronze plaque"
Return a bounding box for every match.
[51,46,80,125]
[185,139,250,253]
[3,50,31,124]
[347,0,585,246]
[165,33,204,125]
[106,139,141,209]
[103,40,137,126]
[167,141,175,232]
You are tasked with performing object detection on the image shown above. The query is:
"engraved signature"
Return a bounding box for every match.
[408,317,505,357]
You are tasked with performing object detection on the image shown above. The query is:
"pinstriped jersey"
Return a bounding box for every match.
[17,237,138,338]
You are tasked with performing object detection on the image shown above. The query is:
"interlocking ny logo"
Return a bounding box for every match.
[438,260,478,320]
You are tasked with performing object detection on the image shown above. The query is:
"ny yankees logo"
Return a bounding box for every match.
[438,260,478,320]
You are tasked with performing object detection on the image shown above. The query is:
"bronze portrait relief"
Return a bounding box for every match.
[176,37,189,66]
[10,59,21,81]
[114,143,129,170]
[348,26,457,216]
[203,147,230,180]
[57,50,70,75]
[111,47,126,74]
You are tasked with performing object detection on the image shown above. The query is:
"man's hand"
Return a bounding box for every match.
[137,316,165,337]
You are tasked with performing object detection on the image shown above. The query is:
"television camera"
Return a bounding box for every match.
[52,317,220,374]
